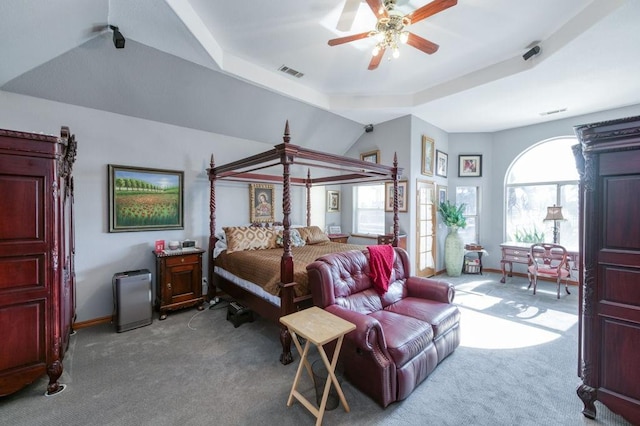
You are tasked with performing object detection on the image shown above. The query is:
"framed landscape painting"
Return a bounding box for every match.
[108,165,184,232]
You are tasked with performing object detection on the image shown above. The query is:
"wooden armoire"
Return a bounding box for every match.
[0,126,77,396]
[573,116,640,424]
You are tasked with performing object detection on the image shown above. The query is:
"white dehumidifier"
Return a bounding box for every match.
[112,269,153,332]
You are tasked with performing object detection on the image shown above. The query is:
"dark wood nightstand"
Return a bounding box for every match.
[154,249,205,320]
[328,233,349,243]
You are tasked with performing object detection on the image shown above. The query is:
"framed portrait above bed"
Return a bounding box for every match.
[250,183,275,223]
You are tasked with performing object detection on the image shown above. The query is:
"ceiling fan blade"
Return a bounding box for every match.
[328,32,371,46]
[407,0,457,25]
[368,47,385,70]
[366,0,387,18]
[337,0,360,31]
[406,33,439,54]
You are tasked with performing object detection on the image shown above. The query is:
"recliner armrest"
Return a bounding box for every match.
[406,276,455,303]
[324,305,388,355]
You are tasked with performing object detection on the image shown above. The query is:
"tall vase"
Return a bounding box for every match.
[445,226,465,277]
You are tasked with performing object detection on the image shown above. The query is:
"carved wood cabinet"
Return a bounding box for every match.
[574,116,640,424]
[154,249,205,320]
[0,127,77,396]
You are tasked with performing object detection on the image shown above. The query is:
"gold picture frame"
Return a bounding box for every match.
[422,135,434,176]
[384,180,408,212]
[250,183,275,222]
[360,150,380,164]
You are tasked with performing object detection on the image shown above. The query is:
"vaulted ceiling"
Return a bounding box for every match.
[2,0,639,153]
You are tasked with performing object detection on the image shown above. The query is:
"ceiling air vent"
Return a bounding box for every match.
[278,65,304,78]
[539,108,567,116]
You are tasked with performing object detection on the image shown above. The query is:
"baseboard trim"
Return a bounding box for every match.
[74,315,112,330]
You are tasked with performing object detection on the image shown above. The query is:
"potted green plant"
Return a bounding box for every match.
[438,201,467,277]
[438,200,467,229]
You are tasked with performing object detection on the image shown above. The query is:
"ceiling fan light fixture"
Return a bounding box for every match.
[327,0,457,70]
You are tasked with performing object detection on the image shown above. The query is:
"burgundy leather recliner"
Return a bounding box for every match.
[306,247,461,408]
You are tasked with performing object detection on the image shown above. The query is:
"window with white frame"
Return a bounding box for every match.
[455,186,479,244]
[505,137,579,249]
[352,184,385,235]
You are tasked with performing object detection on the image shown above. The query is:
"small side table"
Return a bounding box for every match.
[328,233,349,244]
[463,249,488,275]
[153,248,205,320]
[280,307,355,426]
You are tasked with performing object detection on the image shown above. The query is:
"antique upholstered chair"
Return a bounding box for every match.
[306,247,461,407]
[527,243,571,298]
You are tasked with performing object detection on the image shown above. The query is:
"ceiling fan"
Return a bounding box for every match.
[329,0,457,70]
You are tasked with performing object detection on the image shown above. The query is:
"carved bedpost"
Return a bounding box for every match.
[208,154,216,300]
[279,120,294,365]
[306,169,311,227]
[392,152,399,247]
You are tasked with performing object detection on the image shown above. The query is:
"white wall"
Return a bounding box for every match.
[4,88,640,322]
[452,103,640,274]
[0,90,306,322]
[344,116,412,247]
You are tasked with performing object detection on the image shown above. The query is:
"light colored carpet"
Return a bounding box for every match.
[1,272,633,425]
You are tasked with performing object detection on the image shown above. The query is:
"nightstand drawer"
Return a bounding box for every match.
[165,253,200,266]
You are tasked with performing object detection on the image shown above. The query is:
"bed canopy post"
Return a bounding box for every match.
[392,152,399,247]
[279,120,296,365]
[280,120,293,284]
[306,169,311,227]
[208,154,216,299]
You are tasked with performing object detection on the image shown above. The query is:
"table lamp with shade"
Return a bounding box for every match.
[543,205,564,243]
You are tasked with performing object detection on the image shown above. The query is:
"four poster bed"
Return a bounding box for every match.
[207,121,403,364]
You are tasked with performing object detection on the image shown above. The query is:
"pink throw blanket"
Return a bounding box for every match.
[368,245,395,295]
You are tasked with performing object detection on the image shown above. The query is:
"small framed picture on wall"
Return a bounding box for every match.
[421,136,434,176]
[384,180,408,212]
[435,150,448,177]
[360,150,380,164]
[438,185,448,205]
[458,154,482,177]
[327,190,340,213]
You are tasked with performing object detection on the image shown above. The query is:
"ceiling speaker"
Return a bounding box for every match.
[523,45,540,61]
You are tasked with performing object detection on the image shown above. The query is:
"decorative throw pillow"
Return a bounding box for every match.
[305,226,330,244]
[296,226,312,243]
[275,229,306,248]
[223,226,276,254]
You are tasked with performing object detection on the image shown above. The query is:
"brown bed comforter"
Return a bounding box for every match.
[214,241,366,297]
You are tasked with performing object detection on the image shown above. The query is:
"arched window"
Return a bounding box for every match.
[505,137,579,250]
